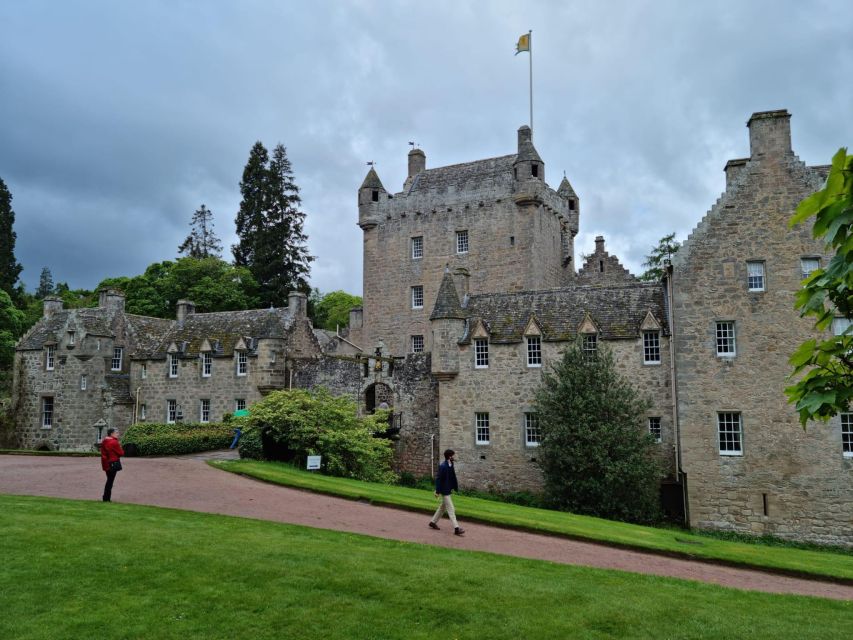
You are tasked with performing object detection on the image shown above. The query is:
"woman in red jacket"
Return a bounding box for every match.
[100,428,125,502]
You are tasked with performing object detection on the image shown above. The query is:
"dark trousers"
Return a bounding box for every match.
[103,468,118,502]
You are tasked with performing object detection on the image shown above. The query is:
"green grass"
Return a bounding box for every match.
[1,495,851,640]
[211,459,853,582]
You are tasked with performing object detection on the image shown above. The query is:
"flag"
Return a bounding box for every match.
[515,33,530,55]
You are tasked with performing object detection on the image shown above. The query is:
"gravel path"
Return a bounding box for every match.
[2,452,852,601]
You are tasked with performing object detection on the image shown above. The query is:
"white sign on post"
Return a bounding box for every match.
[306,455,321,470]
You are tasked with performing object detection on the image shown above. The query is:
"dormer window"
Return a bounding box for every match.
[169,353,179,378]
[236,351,248,376]
[371,190,379,202]
[202,352,212,377]
[111,347,123,371]
[582,333,598,357]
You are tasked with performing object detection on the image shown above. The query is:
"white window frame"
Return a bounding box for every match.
[236,351,248,376]
[747,261,765,292]
[643,331,661,365]
[140,403,146,420]
[718,412,743,456]
[235,399,246,412]
[80,374,87,391]
[524,412,541,447]
[202,352,212,377]
[200,399,211,424]
[842,413,853,458]
[411,285,424,310]
[141,363,147,379]
[411,236,423,259]
[167,399,177,424]
[832,317,852,337]
[456,230,469,254]
[67,331,75,346]
[41,396,54,429]
[582,333,598,357]
[526,336,542,367]
[411,335,424,353]
[169,353,179,378]
[111,347,123,371]
[648,416,662,443]
[474,338,489,368]
[715,321,736,357]
[801,257,820,280]
[475,412,490,445]
[45,345,55,371]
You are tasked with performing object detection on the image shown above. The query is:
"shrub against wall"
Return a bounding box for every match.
[243,388,396,483]
[122,422,234,456]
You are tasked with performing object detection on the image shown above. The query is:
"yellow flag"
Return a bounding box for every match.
[515,33,530,55]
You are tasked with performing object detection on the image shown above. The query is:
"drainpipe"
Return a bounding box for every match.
[134,387,141,424]
[665,261,689,526]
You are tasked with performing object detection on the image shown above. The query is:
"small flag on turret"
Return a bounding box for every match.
[515,33,530,55]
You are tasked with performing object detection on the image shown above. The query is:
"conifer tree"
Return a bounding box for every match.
[0,177,23,298]
[178,204,223,258]
[36,267,54,299]
[639,232,679,282]
[232,142,270,270]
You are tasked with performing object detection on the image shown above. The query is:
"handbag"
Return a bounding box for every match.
[109,460,122,472]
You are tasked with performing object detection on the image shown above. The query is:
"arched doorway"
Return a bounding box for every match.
[364,382,393,414]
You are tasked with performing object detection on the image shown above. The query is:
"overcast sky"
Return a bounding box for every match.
[1,1,851,297]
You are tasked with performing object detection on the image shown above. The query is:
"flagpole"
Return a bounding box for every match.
[528,30,533,135]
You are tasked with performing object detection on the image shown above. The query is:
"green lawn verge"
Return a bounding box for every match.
[211,459,853,582]
[1,495,851,640]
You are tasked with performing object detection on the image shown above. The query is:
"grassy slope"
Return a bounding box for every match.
[1,494,851,640]
[211,459,853,582]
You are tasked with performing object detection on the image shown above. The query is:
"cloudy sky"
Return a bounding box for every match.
[1,1,851,297]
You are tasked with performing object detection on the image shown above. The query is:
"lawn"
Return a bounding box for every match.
[0,494,851,640]
[211,459,853,582]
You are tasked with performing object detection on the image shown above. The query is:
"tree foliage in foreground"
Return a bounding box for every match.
[241,388,395,483]
[639,232,679,282]
[534,342,662,523]
[786,148,853,425]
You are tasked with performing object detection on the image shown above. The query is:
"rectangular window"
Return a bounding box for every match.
[648,417,662,443]
[167,399,177,424]
[235,399,246,412]
[747,261,765,291]
[642,331,661,364]
[139,403,146,420]
[801,257,820,280]
[832,317,852,337]
[111,347,123,371]
[202,352,212,377]
[80,374,87,391]
[411,236,423,259]
[411,285,424,309]
[456,230,469,254]
[842,414,853,458]
[67,331,75,346]
[525,412,541,447]
[236,351,248,376]
[526,336,542,367]
[41,397,54,429]
[200,399,211,423]
[475,412,490,445]
[169,353,179,378]
[141,363,147,379]
[716,322,736,356]
[582,333,598,357]
[45,346,55,371]
[718,412,743,455]
[474,338,489,368]
[411,335,424,353]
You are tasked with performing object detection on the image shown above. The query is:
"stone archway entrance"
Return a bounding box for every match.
[364,382,393,414]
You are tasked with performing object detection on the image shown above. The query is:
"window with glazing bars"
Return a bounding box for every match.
[801,257,820,280]
[411,286,424,309]
[169,353,179,377]
[475,412,490,444]
[643,331,660,364]
[474,338,489,368]
[112,347,123,371]
[456,230,469,254]
[167,399,177,424]
[842,414,853,457]
[747,261,765,291]
[716,322,736,356]
[582,333,597,357]
[412,236,423,259]
[42,397,53,428]
[648,417,662,443]
[411,335,424,353]
[718,412,743,455]
[45,345,55,371]
[237,351,248,375]
[202,352,212,377]
[200,399,210,423]
[526,336,542,366]
[525,413,541,446]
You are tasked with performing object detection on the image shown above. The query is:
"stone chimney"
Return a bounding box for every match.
[348,307,363,330]
[408,148,425,177]
[724,158,749,190]
[748,110,792,159]
[175,299,195,324]
[43,296,63,318]
[595,235,605,253]
[98,288,125,313]
[288,291,307,318]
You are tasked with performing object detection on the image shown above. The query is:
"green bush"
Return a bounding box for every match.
[247,388,396,483]
[122,422,235,456]
[237,425,263,460]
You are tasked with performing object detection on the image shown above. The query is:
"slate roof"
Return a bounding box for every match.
[125,315,174,355]
[360,167,385,190]
[16,308,116,350]
[407,154,516,195]
[430,271,465,320]
[461,283,668,343]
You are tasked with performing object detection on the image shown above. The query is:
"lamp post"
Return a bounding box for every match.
[93,418,107,446]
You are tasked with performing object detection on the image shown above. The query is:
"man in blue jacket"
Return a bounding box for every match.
[429,449,465,535]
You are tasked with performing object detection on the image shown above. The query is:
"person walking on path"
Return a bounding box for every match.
[429,449,465,536]
[100,428,125,502]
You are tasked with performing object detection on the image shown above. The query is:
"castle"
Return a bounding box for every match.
[13,109,853,545]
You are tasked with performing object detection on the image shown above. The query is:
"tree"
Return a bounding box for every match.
[0,289,25,369]
[178,204,223,259]
[232,142,313,307]
[639,232,679,282]
[36,267,54,299]
[533,341,662,523]
[0,178,22,298]
[312,290,362,330]
[786,148,853,425]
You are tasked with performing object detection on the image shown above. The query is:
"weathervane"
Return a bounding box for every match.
[408,141,418,149]
[366,161,375,167]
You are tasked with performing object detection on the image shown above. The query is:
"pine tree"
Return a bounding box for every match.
[36,267,54,299]
[178,205,223,258]
[232,142,313,307]
[0,177,23,298]
[639,232,680,282]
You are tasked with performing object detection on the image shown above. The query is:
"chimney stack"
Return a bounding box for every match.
[43,296,63,318]
[176,299,195,324]
[595,235,605,253]
[98,288,125,313]
[748,110,792,159]
[288,291,307,318]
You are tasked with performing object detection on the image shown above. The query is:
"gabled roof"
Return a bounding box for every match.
[16,308,117,350]
[408,154,516,195]
[430,271,465,320]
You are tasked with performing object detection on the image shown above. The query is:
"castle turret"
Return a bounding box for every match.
[404,148,426,191]
[430,269,466,380]
[358,167,386,230]
[513,125,544,182]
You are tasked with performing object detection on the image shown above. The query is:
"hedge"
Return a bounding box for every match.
[122,422,235,456]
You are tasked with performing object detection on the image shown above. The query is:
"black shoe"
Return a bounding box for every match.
[429,521,440,530]
[454,527,465,536]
